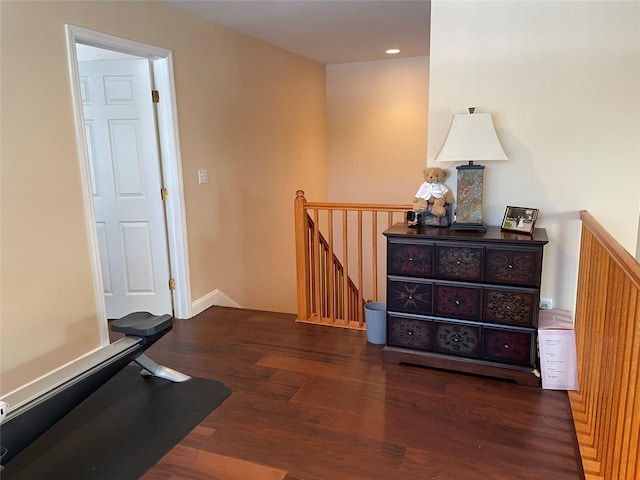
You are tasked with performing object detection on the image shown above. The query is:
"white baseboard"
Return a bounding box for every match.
[191,289,241,317]
[1,337,139,417]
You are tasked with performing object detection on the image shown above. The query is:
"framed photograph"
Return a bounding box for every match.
[501,206,539,234]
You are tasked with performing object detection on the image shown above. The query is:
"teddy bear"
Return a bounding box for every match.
[411,166,454,219]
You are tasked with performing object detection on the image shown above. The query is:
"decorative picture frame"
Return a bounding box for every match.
[501,206,539,234]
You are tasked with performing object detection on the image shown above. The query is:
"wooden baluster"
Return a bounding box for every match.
[342,210,349,324]
[613,274,637,479]
[327,210,335,323]
[593,246,607,460]
[372,212,378,302]
[630,328,640,478]
[357,211,363,327]
[294,191,310,322]
[313,209,321,322]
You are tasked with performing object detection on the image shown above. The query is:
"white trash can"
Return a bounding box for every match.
[364,302,386,344]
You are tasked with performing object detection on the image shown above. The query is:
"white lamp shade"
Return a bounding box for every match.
[435,113,508,162]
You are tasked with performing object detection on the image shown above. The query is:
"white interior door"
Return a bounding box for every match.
[79,59,172,319]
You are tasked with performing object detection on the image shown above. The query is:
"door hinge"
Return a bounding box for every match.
[161,187,169,201]
[152,90,160,103]
[169,278,176,290]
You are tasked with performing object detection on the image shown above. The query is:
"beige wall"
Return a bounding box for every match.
[0,1,327,394]
[325,57,429,300]
[429,0,640,314]
[327,56,429,203]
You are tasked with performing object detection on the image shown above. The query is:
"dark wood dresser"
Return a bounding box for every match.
[382,223,548,386]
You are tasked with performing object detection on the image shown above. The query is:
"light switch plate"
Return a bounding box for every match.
[198,169,208,184]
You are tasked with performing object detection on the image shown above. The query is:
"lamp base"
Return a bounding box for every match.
[454,164,485,226]
[449,221,487,233]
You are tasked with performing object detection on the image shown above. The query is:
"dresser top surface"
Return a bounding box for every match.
[383,223,548,245]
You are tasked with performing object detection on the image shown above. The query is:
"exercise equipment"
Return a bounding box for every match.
[0,312,189,467]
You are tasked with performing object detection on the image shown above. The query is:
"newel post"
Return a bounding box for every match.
[294,190,310,321]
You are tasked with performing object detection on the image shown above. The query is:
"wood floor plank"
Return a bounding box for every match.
[142,445,288,480]
[135,306,584,479]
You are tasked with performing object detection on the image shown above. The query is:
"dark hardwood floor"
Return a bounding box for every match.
[132,306,583,480]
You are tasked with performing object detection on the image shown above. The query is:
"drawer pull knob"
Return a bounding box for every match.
[408,294,413,300]
[454,299,461,306]
[504,343,510,349]
[407,329,414,336]
[508,264,514,269]
[456,260,462,265]
[409,257,414,262]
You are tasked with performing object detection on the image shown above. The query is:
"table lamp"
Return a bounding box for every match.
[435,107,508,232]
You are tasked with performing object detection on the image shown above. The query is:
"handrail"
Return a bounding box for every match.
[294,190,411,329]
[302,200,415,211]
[578,211,640,288]
[569,210,640,479]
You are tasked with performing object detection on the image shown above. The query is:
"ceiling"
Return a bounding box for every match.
[163,0,430,65]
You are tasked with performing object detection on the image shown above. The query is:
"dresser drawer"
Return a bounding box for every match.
[485,247,542,287]
[388,242,434,276]
[434,320,481,358]
[482,327,536,367]
[388,278,434,315]
[435,245,483,281]
[434,284,482,321]
[388,314,433,351]
[483,288,538,327]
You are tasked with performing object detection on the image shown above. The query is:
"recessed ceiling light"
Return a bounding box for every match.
[385,48,400,55]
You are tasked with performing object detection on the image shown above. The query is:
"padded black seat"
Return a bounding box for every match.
[110,312,173,337]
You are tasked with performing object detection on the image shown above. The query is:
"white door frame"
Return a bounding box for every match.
[65,25,192,344]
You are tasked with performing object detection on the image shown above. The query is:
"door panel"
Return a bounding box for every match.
[110,120,145,196]
[120,221,155,293]
[80,59,172,318]
[96,222,112,295]
[83,121,101,194]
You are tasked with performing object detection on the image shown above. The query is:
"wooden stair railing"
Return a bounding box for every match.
[294,190,411,329]
[570,211,640,479]
[306,215,363,326]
